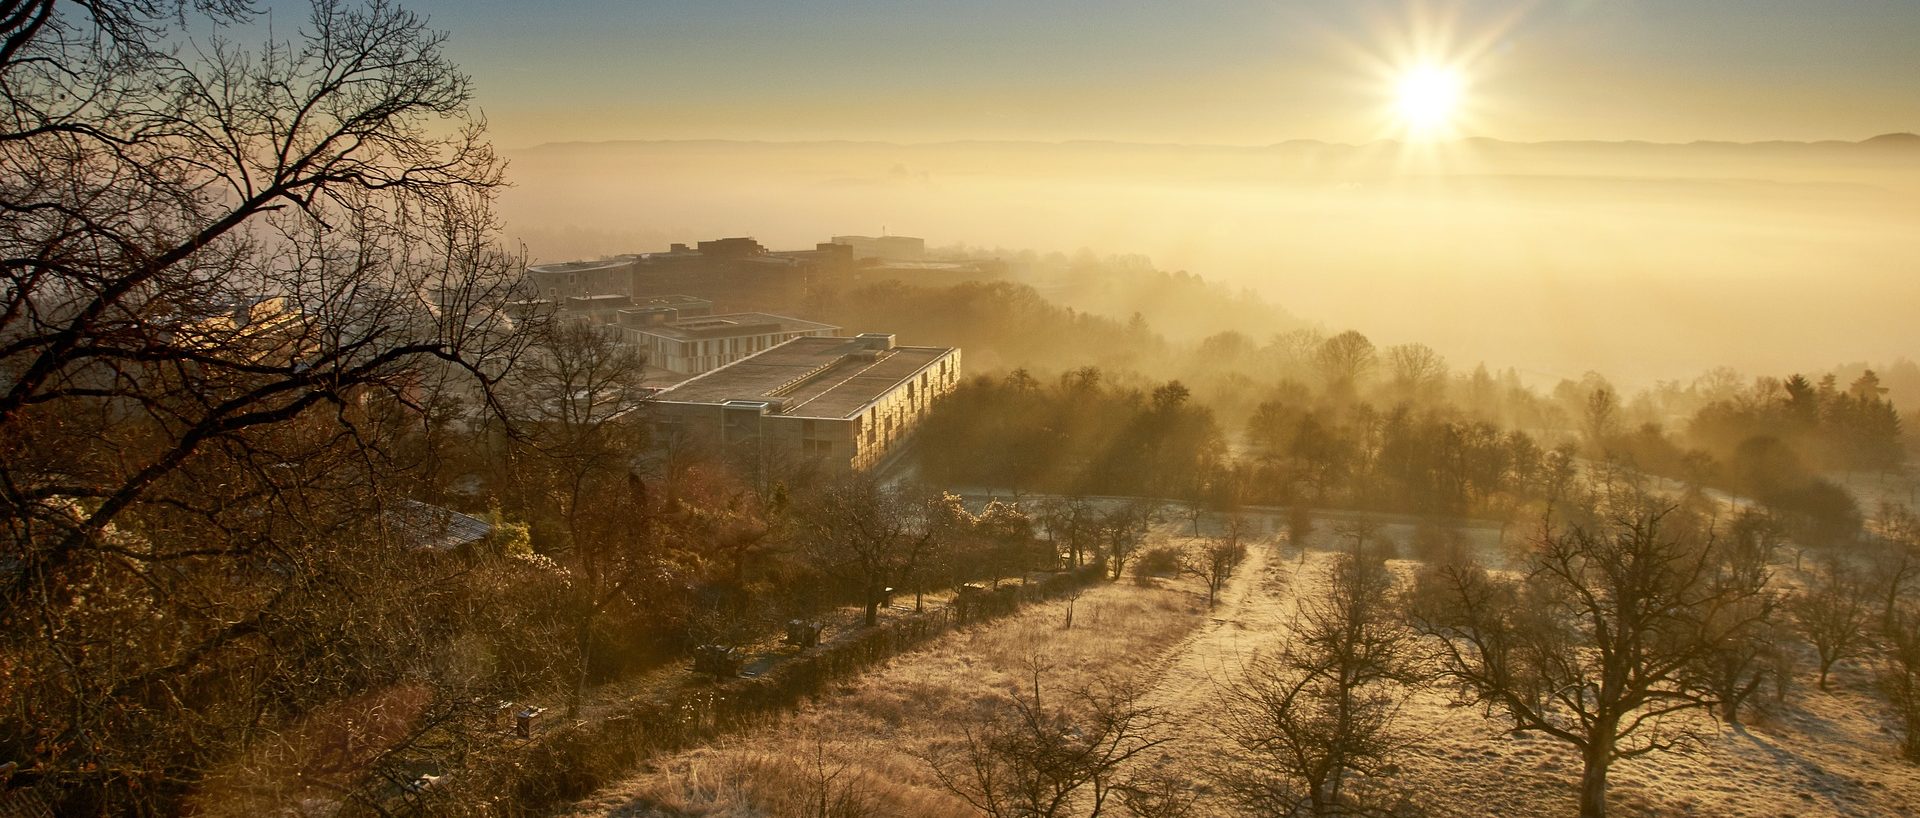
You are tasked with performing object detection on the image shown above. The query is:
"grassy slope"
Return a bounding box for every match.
[567,513,1920,817]
[567,521,1213,817]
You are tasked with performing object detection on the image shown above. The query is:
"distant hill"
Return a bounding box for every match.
[523,134,1920,154]
[1863,132,1920,146]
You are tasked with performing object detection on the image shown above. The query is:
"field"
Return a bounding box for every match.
[566,513,1920,817]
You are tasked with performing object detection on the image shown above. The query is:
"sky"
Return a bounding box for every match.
[352,0,1920,149]
[236,0,1920,385]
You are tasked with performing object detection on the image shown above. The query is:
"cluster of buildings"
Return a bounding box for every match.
[519,235,974,472]
[523,234,1001,310]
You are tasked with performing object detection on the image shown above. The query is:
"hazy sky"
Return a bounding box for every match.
[358,0,1920,149]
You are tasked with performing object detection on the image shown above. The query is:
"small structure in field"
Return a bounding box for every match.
[514,706,546,738]
[785,619,825,648]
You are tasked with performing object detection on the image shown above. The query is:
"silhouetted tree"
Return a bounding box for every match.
[1315,330,1377,395]
[1411,506,1773,818]
[796,475,935,626]
[1880,604,1920,763]
[1792,565,1875,690]
[1219,551,1423,815]
[925,673,1170,818]
[0,0,522,807]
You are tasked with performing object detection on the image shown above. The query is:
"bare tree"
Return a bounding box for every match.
[1791,564,1875,690]
[1218,551,1424,816]
[1103,500,1157,581]
[1581,387,1620,453]
[1881,604,1920,763]
[1315,330,1377,394]
[1115,765,1200,818]
[1043,494,1101,570]
[788,732,877,818]
[1867,508,1919,627]
[1692,592,1788,725]
[501,320,655,716]
[1384,342,1448,404]
[1333,519,1382,560]
[797,474,935,626]
[1183,539,1241,607]
[925,673,1170,818]
[974,499,1037,586]
[1222,512,1255,553]
[0,0,524,808]
[1409,506,1773,818]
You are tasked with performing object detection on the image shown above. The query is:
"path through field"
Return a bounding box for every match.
[1125,535,1295,786]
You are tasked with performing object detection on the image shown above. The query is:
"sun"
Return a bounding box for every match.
[1394,65,1464,135]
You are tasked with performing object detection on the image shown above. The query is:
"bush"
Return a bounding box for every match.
[1134,545,1183,582]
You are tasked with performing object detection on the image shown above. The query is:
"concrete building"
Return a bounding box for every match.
[608,311,839,375]
[650,334,960,472]
[525,259,634,301]
[620,239,856,313]
[831,234,926,261]
[620,294,714,325]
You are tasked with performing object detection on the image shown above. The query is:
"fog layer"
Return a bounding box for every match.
[499,137,1920,387]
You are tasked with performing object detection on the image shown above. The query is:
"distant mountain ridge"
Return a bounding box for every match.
[521,134,1920,153]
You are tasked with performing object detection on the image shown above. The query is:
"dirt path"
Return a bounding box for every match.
[1122,537,1304,795]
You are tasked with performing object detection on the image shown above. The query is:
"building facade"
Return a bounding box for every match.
[607,311,839,375]
[649,334,960,472]
[830,234,926,261]
[525,259,634,301]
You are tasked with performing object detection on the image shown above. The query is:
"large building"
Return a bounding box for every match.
[524,259,633,301]
[608,311,839,375]
[525,236,1006,320]
[650,334,960,472]
[621,239,856,312]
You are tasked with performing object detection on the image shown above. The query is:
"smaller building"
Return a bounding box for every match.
[525,259,634,301]
[619,294,714,326]
[695,237,767,258]
[610,311,839,375]
[831,235,926,261]
[651,334,960,471]
[562,294,638,324]
[384,500,493,553]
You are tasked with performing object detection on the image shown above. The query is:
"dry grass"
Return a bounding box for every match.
[572,511,1920,817]
[568,553,1210,817]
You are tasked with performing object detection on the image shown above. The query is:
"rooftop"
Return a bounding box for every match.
[655,335,952,419]
[384,500,492,552]
[633,294,712,309]
[527,259,631,274]
[630,312,837,341]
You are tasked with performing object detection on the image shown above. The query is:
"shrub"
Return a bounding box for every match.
[1134,545,1184,582]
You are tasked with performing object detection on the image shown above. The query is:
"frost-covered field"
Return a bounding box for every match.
[569,514,1920,817]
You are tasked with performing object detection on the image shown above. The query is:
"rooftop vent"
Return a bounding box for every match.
[855,332,896,351]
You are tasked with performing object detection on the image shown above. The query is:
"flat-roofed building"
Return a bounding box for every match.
[831,234,926,261]
[650,334,959,471]
[525,259,634,300]
[619,294,714,326]
[609,312,839,375]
